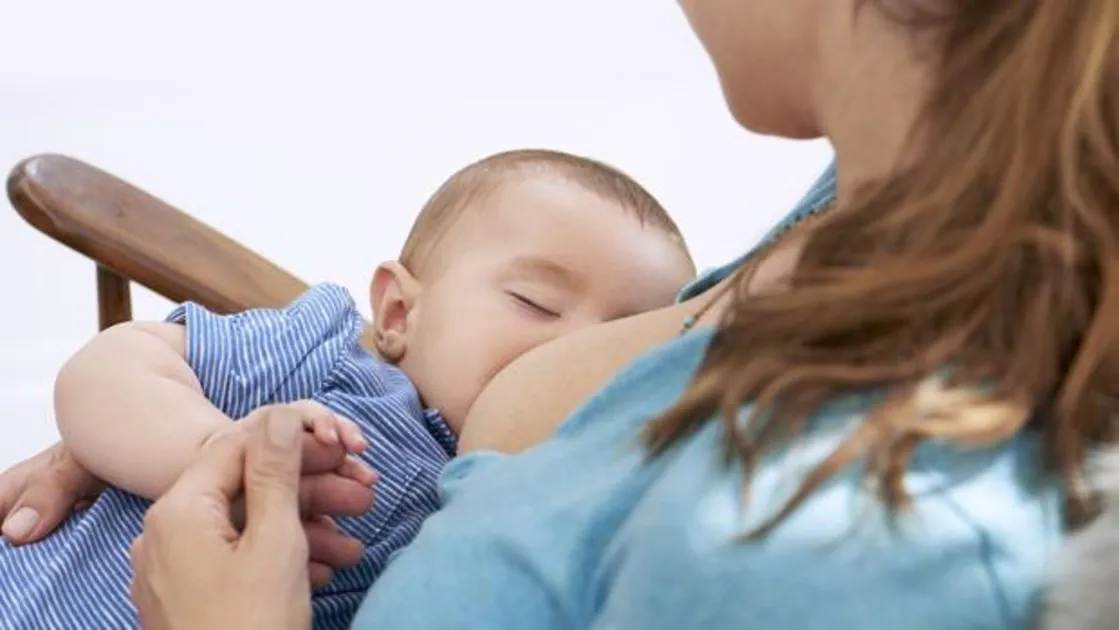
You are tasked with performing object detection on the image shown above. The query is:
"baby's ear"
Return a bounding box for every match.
[369,261,421,363]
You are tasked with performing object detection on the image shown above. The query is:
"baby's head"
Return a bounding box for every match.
[369,149,695,431]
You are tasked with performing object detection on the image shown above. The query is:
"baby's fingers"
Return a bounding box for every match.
[308,414,341,446]
[306,412,365,455]
[336,419,367,454]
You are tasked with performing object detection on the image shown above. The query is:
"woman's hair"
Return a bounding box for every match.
[648,0,1119,533]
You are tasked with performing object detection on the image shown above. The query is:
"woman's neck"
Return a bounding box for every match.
[812,2,931,200]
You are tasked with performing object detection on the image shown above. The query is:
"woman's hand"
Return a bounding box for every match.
[0,442,104,542]
[1,432,377,586]
[131,406,317,630]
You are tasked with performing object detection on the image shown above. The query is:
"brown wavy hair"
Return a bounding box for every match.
[647,0,1119,534]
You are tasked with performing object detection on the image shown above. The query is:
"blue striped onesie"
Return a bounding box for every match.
[0,284,456,630]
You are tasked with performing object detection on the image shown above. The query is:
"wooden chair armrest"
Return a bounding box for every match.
[8,154,376,350]
[8,154,311,323]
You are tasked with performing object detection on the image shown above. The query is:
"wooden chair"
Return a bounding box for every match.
[7,153,374,349]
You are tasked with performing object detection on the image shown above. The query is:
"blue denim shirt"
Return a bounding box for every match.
[351,162,1063,630]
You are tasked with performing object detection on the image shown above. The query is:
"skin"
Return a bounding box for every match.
[10,0,937,624]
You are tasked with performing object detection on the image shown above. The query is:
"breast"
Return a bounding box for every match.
[457,298,701,454]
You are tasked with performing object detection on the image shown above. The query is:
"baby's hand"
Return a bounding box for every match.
[289,401,367,455]
[207,400,367,456]
[204,401,374,496]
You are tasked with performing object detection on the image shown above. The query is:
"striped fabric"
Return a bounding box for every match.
[0,284,456,630]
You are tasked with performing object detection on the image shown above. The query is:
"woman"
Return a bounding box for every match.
[5,0,1115,626]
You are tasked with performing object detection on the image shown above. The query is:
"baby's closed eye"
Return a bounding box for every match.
[506,290,563,318]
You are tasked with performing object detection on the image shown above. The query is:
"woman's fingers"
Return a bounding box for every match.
[336,456,378,487]
[304,515,364,570]
[308,562,334,589]
[0,445,104,544]
[297,473,375,518]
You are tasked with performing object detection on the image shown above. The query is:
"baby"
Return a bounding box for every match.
[0,149,696,630]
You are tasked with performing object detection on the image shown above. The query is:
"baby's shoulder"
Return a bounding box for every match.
[166,282,370,413]
[320,344,415,404]
[283,282,366,336]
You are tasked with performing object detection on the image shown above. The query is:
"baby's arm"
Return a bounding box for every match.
[53,321,231,500]
[54,284,368,502]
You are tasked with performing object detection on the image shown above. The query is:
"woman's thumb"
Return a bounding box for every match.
[1,451,103,545]
[241,408,306,550]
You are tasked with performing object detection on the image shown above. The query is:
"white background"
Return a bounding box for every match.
[0,0,831,467]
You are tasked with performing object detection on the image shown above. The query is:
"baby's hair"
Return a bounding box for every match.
[399,149,692,277]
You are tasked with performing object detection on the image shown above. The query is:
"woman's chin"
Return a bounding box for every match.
[726,99,822,140]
